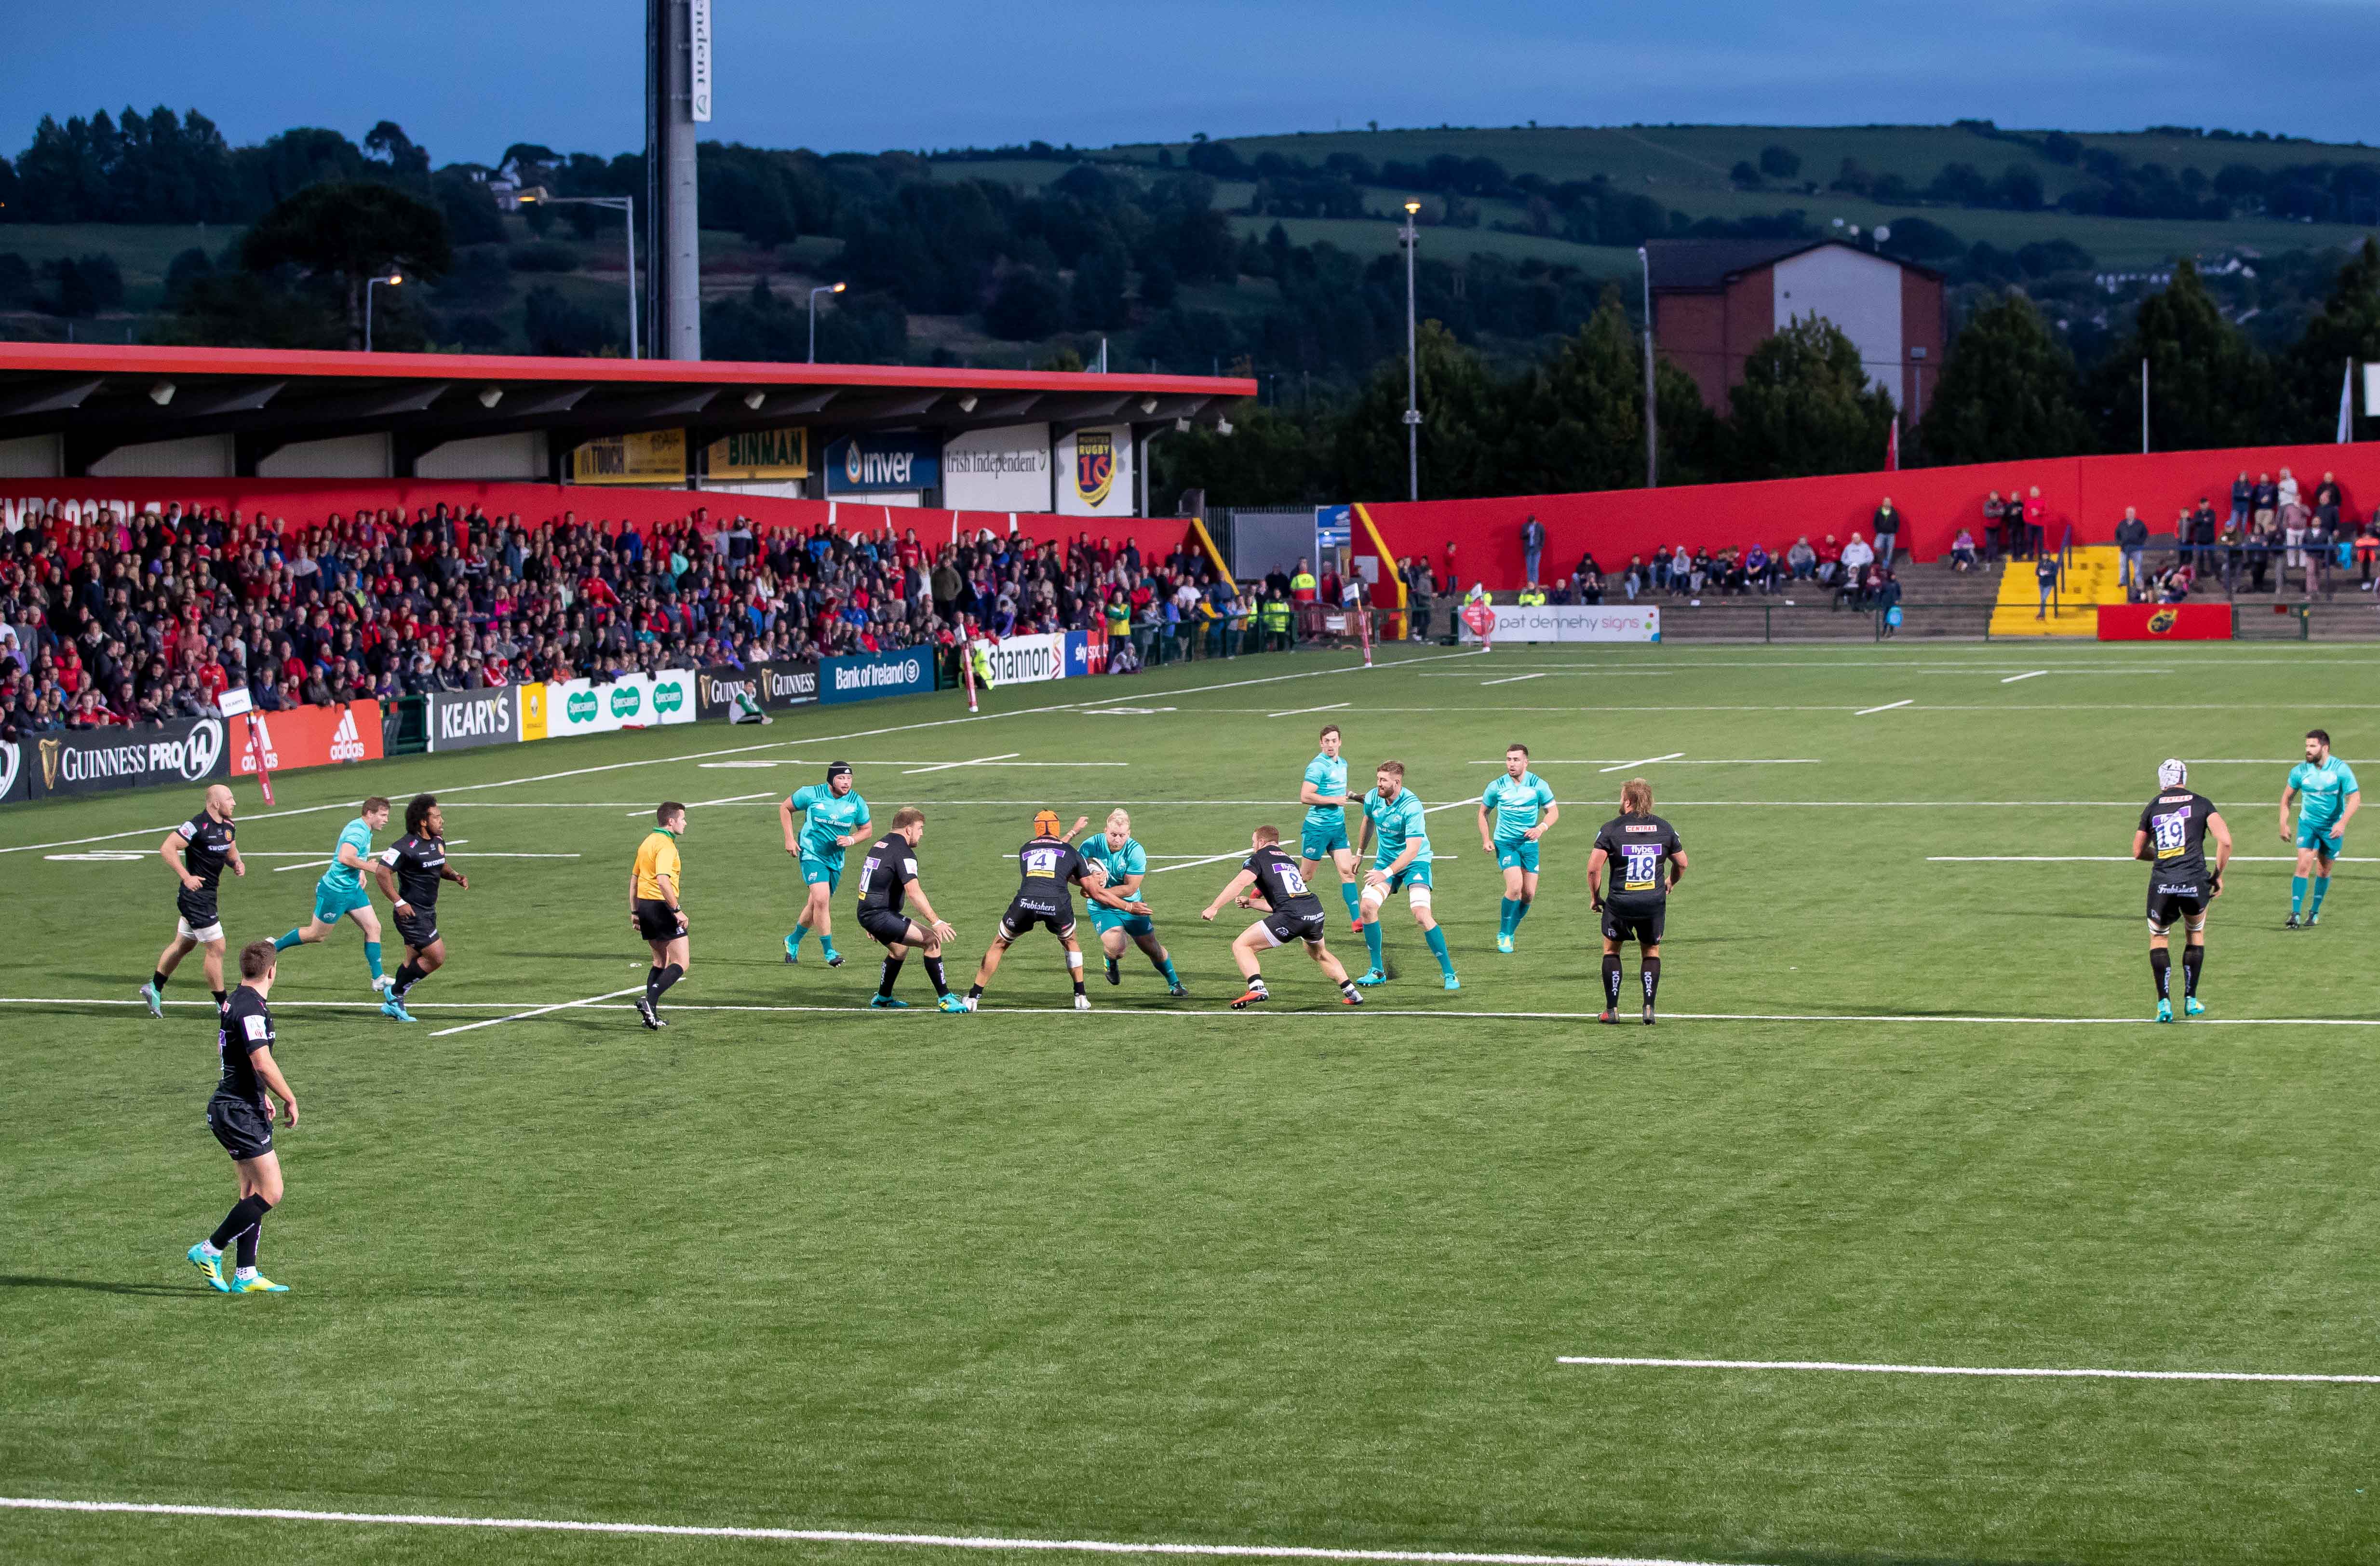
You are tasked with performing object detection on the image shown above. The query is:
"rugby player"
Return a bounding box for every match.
[783,761,871,965]
[1586,778,1686,1025]
[1200,824,1365,1009]
[851,807,969,1012]
[2281,729,2359,928]
[371,794,469,1024]
[631,802,691,1028]
[964,810,1149,1011]
[186,940,297,1294]
[1080,809,1189,996]
[1354,761,1459,990]
[1477,743,1558,953]
[269,796,393,996]
[141,782,245,1017]
[2137,758,2230,1021]
[1297,724,1368,932]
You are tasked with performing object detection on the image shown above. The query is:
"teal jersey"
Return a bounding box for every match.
[2289,756,2359,827]
[789,784,871,859]
[319,817,376,892]
[1302,751,1349,832]
[1481,770,1555,841]
[1361,785,1431,868]
[1080,834,1150,910]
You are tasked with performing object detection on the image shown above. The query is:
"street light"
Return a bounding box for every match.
[364,274,401,352]
[808,281,846,364]
[517,190,639,358]
[1399,199,1422,502]
[1638,245,1657,488]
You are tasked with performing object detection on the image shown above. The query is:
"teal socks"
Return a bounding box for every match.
[2291,876,2308,916]
[1339,882,1363,922]
[1498,897,1517,936]
[1511,896,1532,930]
[790,923,809,950]
[1155,955,1180,986]
[2311,876,2331,916]
[273,927,303,951]
[363,941,383,981]
[1424,925,1454,978]
[1363,920,1384,971]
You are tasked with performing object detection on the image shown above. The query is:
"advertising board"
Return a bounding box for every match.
[941,424,1051,511]
[230,700,383,776]
[985,632,1067,685]
[21,715,228,801]
[2097,603,2231,640]
[1055,425,1135,517]
[1457,605,1662,644]
[821,647,935,704]
[427,689,521,752]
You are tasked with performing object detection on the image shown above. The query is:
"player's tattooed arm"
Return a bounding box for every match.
[440,861,469,891]
[1201,869,1258,921]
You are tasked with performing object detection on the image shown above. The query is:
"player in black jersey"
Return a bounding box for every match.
[186,941,298,1294]
[1586,778,1688,1025]
[369,794,468,1024]
[852,807,969,1013]
[2134,757,2232,1023]
[964,809,1148,1011]
[1200,824,1365,1009]
[142,783,246,1018]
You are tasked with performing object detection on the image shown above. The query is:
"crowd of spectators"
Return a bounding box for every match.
[0,495,1262,742]
[2116,467,2379,603]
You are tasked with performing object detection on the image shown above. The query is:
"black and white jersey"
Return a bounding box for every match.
[2139,790,2218,891]
[176,811,237,891]
[1013,834,1089,914]
[1593,812,1683,904]
[213,986,276,1107]
[379,833,447,909]
[855,832,919,918]
[1244,844,1324,919]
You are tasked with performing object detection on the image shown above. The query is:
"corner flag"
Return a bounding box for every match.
[2340,358,2356,444]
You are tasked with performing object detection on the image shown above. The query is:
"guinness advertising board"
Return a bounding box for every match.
[20,715,229,801]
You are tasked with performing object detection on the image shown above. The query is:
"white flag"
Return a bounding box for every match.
[2340,358,2355,444]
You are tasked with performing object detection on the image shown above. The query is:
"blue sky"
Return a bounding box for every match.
[6,0,2376,163]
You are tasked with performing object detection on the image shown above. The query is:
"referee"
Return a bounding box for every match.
[631,802,691,1029]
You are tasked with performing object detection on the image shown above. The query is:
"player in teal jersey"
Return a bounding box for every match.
[781,762,872,965]
[2281,728,2361,927]
[1297,724,1368,932]
[269,796,393,995]
[1079,809,1189,996]
[1476,742,1559,954]
[1354,760,1459,990]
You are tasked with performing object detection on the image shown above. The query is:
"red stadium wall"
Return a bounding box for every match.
[0,477,1199,564]
[1357,440,2380,596]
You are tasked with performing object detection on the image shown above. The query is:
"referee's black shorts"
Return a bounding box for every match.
[634,898,686,942]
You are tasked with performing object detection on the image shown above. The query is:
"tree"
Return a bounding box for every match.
[1493,291,1720,493]
[241,181,453,349]
[2277,239,2380,441]
[1723,314,1898,479]
[2087,258,2272,452]
[1331,319,1502,500]
[1759,144,1802,180]
[984,266,1065,339]
[1151,402,1335,508]
[1919,291,2094,465]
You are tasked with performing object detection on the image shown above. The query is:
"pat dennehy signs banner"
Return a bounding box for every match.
[693,661,820,721]
[941,424,1052,512]
[16,714,228,801]
[1459,605,1662,643]
[821,647,935,704]
[427,689,522,752]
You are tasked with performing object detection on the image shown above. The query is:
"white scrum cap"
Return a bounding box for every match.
[2158,758,2189,789]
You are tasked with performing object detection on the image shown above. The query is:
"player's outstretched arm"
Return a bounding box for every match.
[903,880,959,945]
[1202,869,1258,920]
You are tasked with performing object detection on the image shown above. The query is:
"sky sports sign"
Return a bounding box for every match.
[822,648,935,704]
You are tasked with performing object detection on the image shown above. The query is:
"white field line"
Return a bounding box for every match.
[2000,670,2048,683]
[1467,760,1819,767]
[1266,702,1350,717]
[2183,758,2307,764]
[1412,655,2369,670]
[1930,854,2377,864]
[903,752,1021,775]
[1143,848,1255,876]
[1478,673,1546,687]
[267,852,580,872]
[425,986,647,1038]
[1854,699,1913,716]
[0,1497,1755,1566]
[1599,752,1684,773]
[0,648,1480,858]
[1556,1356,2380,1386]
[13,997,2380,1026]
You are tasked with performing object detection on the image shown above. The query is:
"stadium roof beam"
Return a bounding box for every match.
[0,377,105,420]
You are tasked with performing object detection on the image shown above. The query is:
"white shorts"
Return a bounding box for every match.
[1360,879,1432,913]
[177,917,226,944]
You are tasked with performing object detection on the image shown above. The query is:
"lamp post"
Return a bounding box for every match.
[364,273,401,352]
[517,192,639,358]
[1400,199,1421,502]
[808,281,847,363]
[1638,245,1657,489]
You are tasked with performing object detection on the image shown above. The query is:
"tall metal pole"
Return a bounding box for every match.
[1639,244,1658,488]
[646,0,702,359]
[2141,355,2150,454]
[622,200,639,360]
[1401,202,1420,502]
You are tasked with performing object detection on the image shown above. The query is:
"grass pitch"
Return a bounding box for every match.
[5,642,2380,1566]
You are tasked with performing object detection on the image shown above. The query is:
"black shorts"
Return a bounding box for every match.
[633,898,686,942]
[207,1095,272,1161]
[393,907,441,950]
[1000,895,1075,940]
[175,887,221,930]
[1601,899,1666,945]
[1261,906,1329,947]
[859,906,918,947]
[2147,884,2210,933]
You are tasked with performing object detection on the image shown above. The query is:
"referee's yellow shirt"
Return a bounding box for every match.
[633,829,682,901]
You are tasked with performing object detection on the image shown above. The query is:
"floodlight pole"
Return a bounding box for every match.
[1400,201,1422,502]
[364,274,399,353]
[808,282,846,364]
[524,195,639,359]
[1639,244,1658,488]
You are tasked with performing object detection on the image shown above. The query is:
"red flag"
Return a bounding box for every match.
[1885,419,1900,472]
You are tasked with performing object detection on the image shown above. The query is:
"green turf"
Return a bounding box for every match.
[5,643,2380,1565]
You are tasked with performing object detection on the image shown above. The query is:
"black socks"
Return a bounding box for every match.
[879,956,905,998]
[392,961,423,997]
[923,956,948,997]
[211,1192,272,1256]
[152,970,168,992]
[2151,946,2171,998]
[1641,956,1661,1007]
[647,963,683,1006]
[212,989,227,1012]
[1601,953,1623,1010]
[2182,944,2203,998]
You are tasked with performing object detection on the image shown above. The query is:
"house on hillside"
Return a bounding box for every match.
[1647,238,1945,421]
